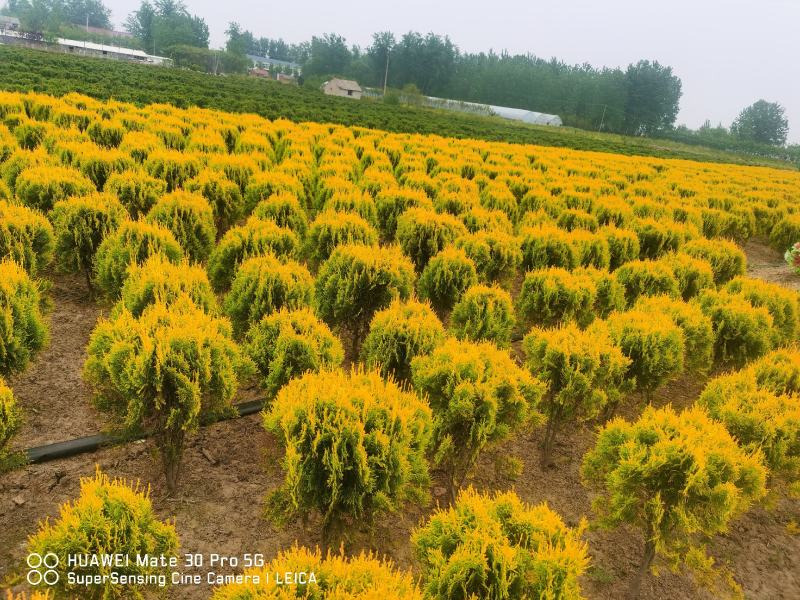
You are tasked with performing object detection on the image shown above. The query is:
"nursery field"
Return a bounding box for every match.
[0,89,800,600]
[1,45,797,170]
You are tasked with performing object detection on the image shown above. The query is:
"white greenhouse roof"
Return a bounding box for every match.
[56,38,169,61]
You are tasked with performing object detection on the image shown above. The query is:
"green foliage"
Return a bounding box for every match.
[570,230,611,270]
[613,259,680,306]
[460,206,513,234]
[84,300,243,491]
[0,200,53,276]
[119,254,217,317]
[105,169,167,219]
[211,546,424,599]
[524,321,630,463]
[450,284,516,347]
[724,276,799,346]
[575,266,626,318]
[607,310,684,399]
[0,378,21,460]
[145,191,216,263]
[557,208,598,232]
[520,225,578,270]
[185,170,245,233]
[411,339,544,494]
[314,244,415,351]
[94,220,184,299]
[582,406,766,581]
[601,225,640,270]
[0,260,48,376]
[699,290,774,368]
[86,119,125,148]
[245,308,343,399]
[51,193,127,281]
[208,219,300,291]
[14,166,94,211]
[700,206,756,242]
[303,211,378,267]
[417,246,479,314]
[396,207,467,271]
[27,469,179,600]
[251,192,309,237]
[661,252,715,300]
[223,255,313,337]
[635,295,714,374]
[374,186,433,240]
[361,299,445,382]
[324,190,378,226]
[682,238,746,285]
[731,100,789,146]
[698,367,800,480]
[517,268,596,328]
[632,218,693,259]
[454,231,522,285]
[264,369,432,538]
[413,488,589,600]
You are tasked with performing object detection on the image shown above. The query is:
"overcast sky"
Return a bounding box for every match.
[104,0,800,143]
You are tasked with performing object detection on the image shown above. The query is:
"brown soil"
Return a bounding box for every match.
[1,244,799,599]
[744,237,800,291]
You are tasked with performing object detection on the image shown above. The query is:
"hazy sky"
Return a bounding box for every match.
[104,0,800,143]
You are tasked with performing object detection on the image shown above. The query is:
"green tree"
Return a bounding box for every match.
[731,100,789,146]
[623,60,682,135]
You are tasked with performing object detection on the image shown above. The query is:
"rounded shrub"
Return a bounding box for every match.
[374,186,433,241]
[94,220,184,299]
[315,244,415,353]
[632,218,693,259]
[411,339,544,496]
[582,405,766,597]
[145,191,216,263]
[303,211,378,267]
[119,254,217,317]
[324,189,378,225]
[264,368,432,542]
[701,206,756,242]
[212,546,424,600]
[524,321,630,464]
[556,208,598,232]
[27,469,179,600]
[660,252,715,300]
[51,193,128,286]
[86,119,125,148]
[519,225,578,270]
[600,225,640,270]
[15,166,93,212]
[0,378,21,461]
[413,487,589,600]
[245,308,343,399]
[460,206,514,234]
[360,299,445,381]
[699,290,774,367]
[396,207,467,271]
[84,299,243,492]
[417,247,479,314]
[252,191,308,237]
[517,267,596,328]
[751,349,800,396]
[144,149,200,192]
[223,254,313,337]
[571,230,611,270]
[185,170,245,233]
[104,169,167,219]
[75,148,134,190]
[594,197,633,227]
[614,259,680,306]
[208,219,300,291]
[724,276,799,346]
[575,266,626,318]
[698,370,800,480]
[682,238,746,285]
[769,214,800,253]
[450,284,516,347]
[0,200,53,276]
[607,310,685,401]
[454,231,522,285]
[243,170,304,214]
[0,260,48,376]
[635,295,714,374]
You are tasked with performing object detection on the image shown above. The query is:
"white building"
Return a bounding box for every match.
[322,78,363,99]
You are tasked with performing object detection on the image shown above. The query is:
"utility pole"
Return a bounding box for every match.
[598,104,607,132]
[383,50,389,96]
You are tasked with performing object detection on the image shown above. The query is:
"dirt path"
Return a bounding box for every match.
[744,237,800,291]
[1,241,799,599]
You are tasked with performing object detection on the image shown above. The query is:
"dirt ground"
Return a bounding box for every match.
[1,239,799,599]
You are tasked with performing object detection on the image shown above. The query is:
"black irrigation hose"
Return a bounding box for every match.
[24,399,265,465]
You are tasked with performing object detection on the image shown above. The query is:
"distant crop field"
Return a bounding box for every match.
[1,89,799,600]
[0,45,796,170]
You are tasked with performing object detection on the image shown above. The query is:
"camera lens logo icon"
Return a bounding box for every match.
[27,553,60,585]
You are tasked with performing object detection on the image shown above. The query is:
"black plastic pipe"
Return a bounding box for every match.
[24,399,265,465]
